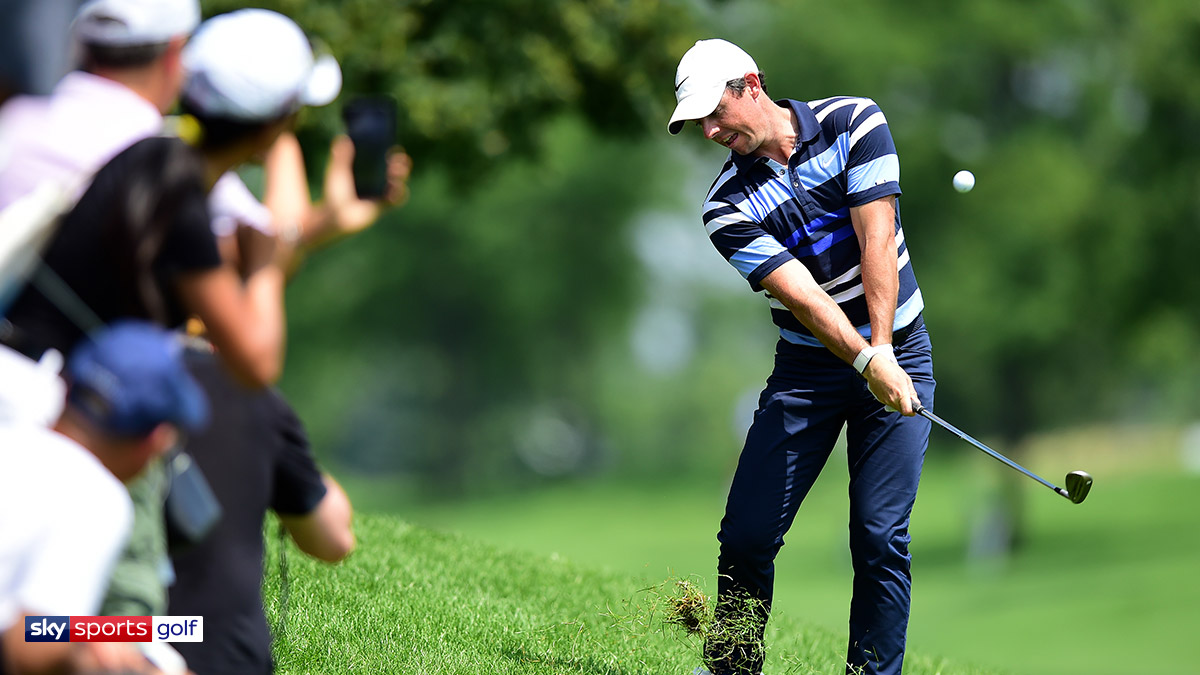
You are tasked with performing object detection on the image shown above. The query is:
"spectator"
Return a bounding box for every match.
[2,0,197,437]
[0,320,207,675]
[0,0,200,211]
[0,6,348,620]
[163,11,412,674]
[167,347,354,675]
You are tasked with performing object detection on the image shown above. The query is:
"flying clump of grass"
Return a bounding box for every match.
[664,579,710,635]
[600,576,768,674]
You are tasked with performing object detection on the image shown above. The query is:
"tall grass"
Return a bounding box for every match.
[264,514,997,674]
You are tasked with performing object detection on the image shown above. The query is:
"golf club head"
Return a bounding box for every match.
[1064,471,1093,504]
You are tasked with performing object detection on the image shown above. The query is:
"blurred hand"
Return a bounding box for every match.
[864,355,919,415]
[234,223,287,279]
[322,135,412,237]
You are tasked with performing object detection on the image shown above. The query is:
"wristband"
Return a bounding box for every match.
[852,344,894,374]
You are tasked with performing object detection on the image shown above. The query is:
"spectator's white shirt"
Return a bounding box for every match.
[0,424,133,631]
[0,71,162,210]
[0,69,269,231]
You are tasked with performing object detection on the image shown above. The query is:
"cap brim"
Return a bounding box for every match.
[667,84,725,135]
[303,54,342,108]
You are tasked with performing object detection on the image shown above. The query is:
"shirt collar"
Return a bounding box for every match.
[730,98,822,174]
[56,71,165,127]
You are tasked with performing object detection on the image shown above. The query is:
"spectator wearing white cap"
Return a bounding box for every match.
[0,0,200,211]
[0,321,207,675]
[2,7,357,392]
[179,7,412,267]
[0,7,361,622]
[0,0,408,271]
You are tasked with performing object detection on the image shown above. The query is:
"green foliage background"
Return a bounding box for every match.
[204,0,1200,492]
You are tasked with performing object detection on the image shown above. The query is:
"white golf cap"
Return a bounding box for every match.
[73,0,200,47]
[181,9,342,123]
[667,39,760,135]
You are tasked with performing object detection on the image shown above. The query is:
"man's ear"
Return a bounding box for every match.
[162,36,187,75]
[143,422,180,460]
[745,72,764,98]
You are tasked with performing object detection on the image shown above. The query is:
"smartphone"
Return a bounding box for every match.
[342,95,397,199]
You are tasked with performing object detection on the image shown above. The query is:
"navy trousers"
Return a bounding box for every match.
[708,317,935,675]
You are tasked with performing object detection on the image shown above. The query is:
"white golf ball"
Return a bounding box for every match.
[953,170,976,193]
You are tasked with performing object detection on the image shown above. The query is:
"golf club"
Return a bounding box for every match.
[914,403,1092,504]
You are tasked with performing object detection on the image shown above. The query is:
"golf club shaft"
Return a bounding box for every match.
[916,405,1071,500]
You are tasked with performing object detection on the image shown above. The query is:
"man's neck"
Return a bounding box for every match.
[88,66,168,114]
[754,101,800,165]
[54,411,125,482]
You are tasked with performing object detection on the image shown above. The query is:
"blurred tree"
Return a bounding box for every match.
[195,0,701,495]
[204,0,698,179]
[283,117,677,495]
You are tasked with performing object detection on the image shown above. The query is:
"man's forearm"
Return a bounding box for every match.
[761,260,869,365]
[860,238,898,346]
[762,258,918,413]
[851,196,899,346]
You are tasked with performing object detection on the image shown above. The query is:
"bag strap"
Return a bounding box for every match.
[29,262,104,334]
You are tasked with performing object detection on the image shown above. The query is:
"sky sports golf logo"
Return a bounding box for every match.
[25,616,203,642]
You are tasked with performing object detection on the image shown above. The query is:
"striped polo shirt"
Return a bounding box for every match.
[701,96,923,347]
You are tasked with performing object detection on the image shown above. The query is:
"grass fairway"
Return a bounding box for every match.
[264,514,996,674]
[340,441,1200,675]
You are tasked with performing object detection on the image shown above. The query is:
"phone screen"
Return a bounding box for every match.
[342,96,397,199]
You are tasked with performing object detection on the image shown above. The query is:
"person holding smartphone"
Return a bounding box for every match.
[162,13,410,675]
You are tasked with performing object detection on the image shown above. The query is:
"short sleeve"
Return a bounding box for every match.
[702,197,793,292]
[267,392,328,516]
[842,98,901,206]
[157,169,223,276]
[209,172,272,238]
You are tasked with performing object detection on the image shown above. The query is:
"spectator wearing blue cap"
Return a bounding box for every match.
[0,320,206,675]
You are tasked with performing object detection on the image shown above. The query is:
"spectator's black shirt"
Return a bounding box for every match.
[4,136,220,356]
[168,350,327,675]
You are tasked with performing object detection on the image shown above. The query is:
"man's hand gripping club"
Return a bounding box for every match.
[761,259,920,416]
[857,344,920,416]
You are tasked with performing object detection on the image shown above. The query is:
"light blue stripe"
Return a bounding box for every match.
[847,154,899,194]
[892,288,924,330]
[778,288,925,347]
[793,139,847,190]
[778,327,826,347]
[782,207,850,248]
[741,177,792,221]
[729,235,787,279]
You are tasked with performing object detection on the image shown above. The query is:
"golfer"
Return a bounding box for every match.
[667,39,935,675]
